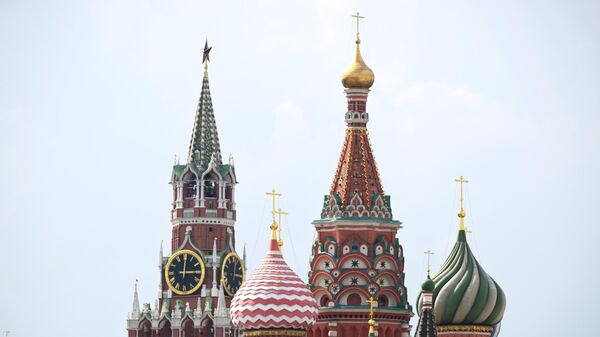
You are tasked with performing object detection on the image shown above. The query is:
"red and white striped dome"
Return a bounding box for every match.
[230,237,318,332]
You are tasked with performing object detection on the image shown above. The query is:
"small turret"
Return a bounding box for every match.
[128,280,141,320]
[414,274,438,337]
[214,284,231,327]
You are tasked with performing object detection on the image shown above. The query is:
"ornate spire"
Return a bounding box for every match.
[214,284,231,328]
[215,284,227,317]
[242,243,247,272]
[320,17,391,219]
[188,40,223,168]
[129,279,141,320]
[194,297,203,318]
[158,240,163,269]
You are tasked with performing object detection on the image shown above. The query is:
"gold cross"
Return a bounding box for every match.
[352,12,365,37]
[424,250,434,276]
[265,188,282,238]
[367,297,377,319]
[274,207,288,248]
[454,176,469,231]
[366,296,377,334]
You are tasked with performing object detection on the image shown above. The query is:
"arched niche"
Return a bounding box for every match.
[202,171,219,200]
[182,171,197,199]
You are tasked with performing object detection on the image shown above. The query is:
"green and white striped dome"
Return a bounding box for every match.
[417,230,506,326]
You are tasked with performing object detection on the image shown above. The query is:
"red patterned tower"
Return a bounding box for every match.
[127,41,245,337]
[307,15,413,337]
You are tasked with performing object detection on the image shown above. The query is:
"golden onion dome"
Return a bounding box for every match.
[341,37,375,89]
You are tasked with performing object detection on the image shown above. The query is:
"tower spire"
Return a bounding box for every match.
[323,16,387,217]
[188,40,222,167]
[454,176,469,231]
[129,279,140,320]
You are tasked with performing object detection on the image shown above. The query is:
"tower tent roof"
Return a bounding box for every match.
[329,128,386,211]
[188,42,222,169]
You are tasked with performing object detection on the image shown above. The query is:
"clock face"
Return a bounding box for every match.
[221,252,245,296]
[164,250,205,295]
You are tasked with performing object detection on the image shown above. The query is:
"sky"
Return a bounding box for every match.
[1,0,599,336]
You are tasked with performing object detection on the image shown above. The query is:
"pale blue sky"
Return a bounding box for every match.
[1,1,599,336]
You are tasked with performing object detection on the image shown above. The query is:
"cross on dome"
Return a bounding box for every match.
[454,176,469,231]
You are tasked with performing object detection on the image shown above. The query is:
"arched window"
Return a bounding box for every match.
[186,180,197,198]
[204,175,217,198]
[183,172,197,198]
[182,318,194,337]
[140,321,151,337]
[347,293,362,306]
[158,320,171,337]
[378,295,388,307]
[320,295,329,307]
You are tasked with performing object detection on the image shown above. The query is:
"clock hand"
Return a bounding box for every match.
[183,254,187,277]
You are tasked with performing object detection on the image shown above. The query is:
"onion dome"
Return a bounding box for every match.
[341,37,375,89]
[418,230,506,326]
[421,275,435,292]
[230,220,318,335]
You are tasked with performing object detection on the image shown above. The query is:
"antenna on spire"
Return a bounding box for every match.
[454,176,469,231]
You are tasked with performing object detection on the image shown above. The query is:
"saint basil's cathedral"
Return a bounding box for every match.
[126,15,506,337]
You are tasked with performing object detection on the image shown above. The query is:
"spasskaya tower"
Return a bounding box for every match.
[127,41,245,337]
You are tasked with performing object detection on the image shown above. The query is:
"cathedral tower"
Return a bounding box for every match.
[307,14,412,337]
[127,41,245,337]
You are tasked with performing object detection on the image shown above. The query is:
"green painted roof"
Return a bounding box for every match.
[188,68,223,169]
[421,276,435,292]
[417,230,506,326]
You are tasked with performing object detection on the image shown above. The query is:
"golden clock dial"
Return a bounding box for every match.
[221,252,245,296]
[164,249,205,295]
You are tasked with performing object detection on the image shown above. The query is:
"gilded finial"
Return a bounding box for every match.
[342,12,374,89]
[454,176,469,231]
[265,188,282,240]
[274,207,288,249]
